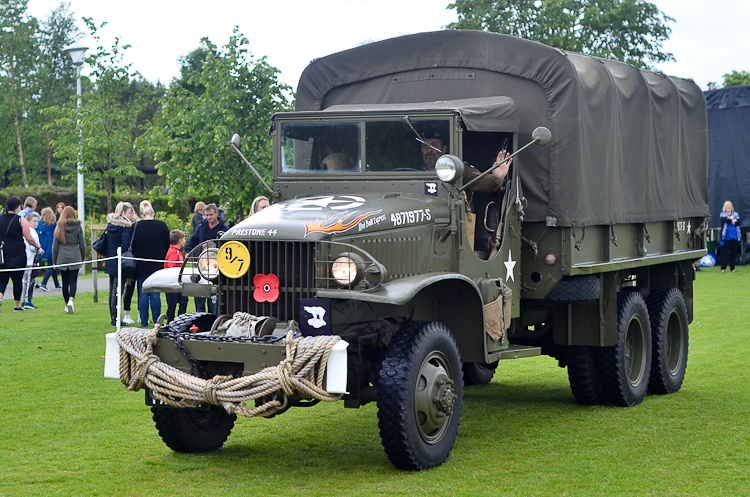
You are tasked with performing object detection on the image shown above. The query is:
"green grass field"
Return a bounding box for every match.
[1,267,748,496]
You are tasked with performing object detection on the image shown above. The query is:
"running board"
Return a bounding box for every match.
[496,344,542,360]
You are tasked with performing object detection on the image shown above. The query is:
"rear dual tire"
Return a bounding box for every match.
[567,291,652,407]
[646,288,689,394]
[567,288,689,406]
[597,291,652,406]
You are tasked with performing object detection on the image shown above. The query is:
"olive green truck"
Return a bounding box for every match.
[107,30,709,470]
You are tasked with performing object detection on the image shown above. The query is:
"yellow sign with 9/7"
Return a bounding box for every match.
[217,241,250,279]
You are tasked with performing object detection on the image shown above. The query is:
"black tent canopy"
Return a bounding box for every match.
[704,84,750,228]
[296,30,709,227]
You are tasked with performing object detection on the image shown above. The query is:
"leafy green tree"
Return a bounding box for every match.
[0,0,40,187]
[38,2,80,186]
[724,70,750,87]
[707,70,750,90]
[139,27,292,217]
[44,18,151,212]
[447,0,674,68]
[177,46,211,96]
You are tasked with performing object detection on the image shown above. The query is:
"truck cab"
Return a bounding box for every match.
[220,102,524,363]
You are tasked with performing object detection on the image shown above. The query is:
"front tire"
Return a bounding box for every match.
[152,405,236,453]
[377,321,463,471]
[646,288,689,394]
[598,291,652,406]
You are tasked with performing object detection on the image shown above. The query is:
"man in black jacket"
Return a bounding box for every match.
[185,204,229,313]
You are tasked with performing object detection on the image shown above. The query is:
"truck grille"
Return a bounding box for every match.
[218,241,316,322]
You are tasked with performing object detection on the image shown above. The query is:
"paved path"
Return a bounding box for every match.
[5,273,110,296]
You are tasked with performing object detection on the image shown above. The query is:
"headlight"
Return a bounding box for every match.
[197,248,219,281]
[332,255,359,286]
[435,154,465,183]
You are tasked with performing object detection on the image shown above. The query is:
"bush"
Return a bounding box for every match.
[155,212,192,238]
[0,186,222,221]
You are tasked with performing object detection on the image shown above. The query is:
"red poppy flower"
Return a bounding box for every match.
[253,273,280,303]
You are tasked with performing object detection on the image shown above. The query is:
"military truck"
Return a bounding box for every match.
[109,30,709,471]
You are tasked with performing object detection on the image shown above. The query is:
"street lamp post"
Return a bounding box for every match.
[63,42,88,275]
[63,42,88,227]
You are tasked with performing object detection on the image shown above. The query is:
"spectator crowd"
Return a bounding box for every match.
[0,194,270,323]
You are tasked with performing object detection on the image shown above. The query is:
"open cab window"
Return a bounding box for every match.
[277,115,451,175]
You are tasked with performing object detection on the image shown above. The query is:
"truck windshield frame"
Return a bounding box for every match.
[275,112,456,178]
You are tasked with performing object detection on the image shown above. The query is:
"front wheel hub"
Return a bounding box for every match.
[434,379,456,416]
[415,351,455,444]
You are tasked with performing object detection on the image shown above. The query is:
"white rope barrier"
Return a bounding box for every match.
[2,248,197,333]
[0,254,182,272]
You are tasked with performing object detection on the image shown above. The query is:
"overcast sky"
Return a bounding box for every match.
[26,0,750,92]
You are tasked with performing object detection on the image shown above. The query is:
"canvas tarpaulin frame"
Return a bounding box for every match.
[295,30,709,227]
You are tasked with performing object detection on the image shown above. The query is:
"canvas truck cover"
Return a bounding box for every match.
[296,30,709,227]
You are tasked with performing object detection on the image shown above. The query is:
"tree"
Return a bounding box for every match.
[177,46,211,96]
[707,70,750,90]
[447,0,675,68]
[44,18,150,212]
[38,2,80,187]
[0,0,40,187]
[139,27,292,217]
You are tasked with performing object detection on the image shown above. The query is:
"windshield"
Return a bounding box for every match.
[281,122,361,173]
[279,118,450,174]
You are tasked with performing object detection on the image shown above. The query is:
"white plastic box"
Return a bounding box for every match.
[104,333,121,379]
[324,339,349,394]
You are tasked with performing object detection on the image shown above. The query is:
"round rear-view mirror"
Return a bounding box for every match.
[230,133,241,149]
[532,127,552,146]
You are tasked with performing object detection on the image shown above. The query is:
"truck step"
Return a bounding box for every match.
[498,344,542,360]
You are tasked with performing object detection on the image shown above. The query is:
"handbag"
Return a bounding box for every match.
[121,222,137,272]
[92,229,107,255]
[0,215,18,269]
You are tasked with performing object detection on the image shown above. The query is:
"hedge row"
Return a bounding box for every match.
[0,187,223,219]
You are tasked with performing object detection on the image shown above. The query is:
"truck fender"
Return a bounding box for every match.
[317,273,486,362]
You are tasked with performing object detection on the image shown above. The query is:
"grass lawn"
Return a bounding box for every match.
[1,267,748,496]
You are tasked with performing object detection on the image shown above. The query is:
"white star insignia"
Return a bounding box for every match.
[687,221,691,234]
[504,250,517,282]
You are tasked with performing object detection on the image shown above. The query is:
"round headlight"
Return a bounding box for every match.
[332,256,358,286]
[197,248,219,281]
[435,154,465,183]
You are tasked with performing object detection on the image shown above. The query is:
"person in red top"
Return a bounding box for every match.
[164,229,188,322]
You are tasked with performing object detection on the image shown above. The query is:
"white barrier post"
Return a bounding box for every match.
[117,246,122,330]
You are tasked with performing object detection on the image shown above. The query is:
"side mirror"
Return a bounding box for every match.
[532,127,552,146]
[459,126,552,192]
[228,133,273,194]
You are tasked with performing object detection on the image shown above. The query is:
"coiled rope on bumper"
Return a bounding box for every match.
[116,325,343,418]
